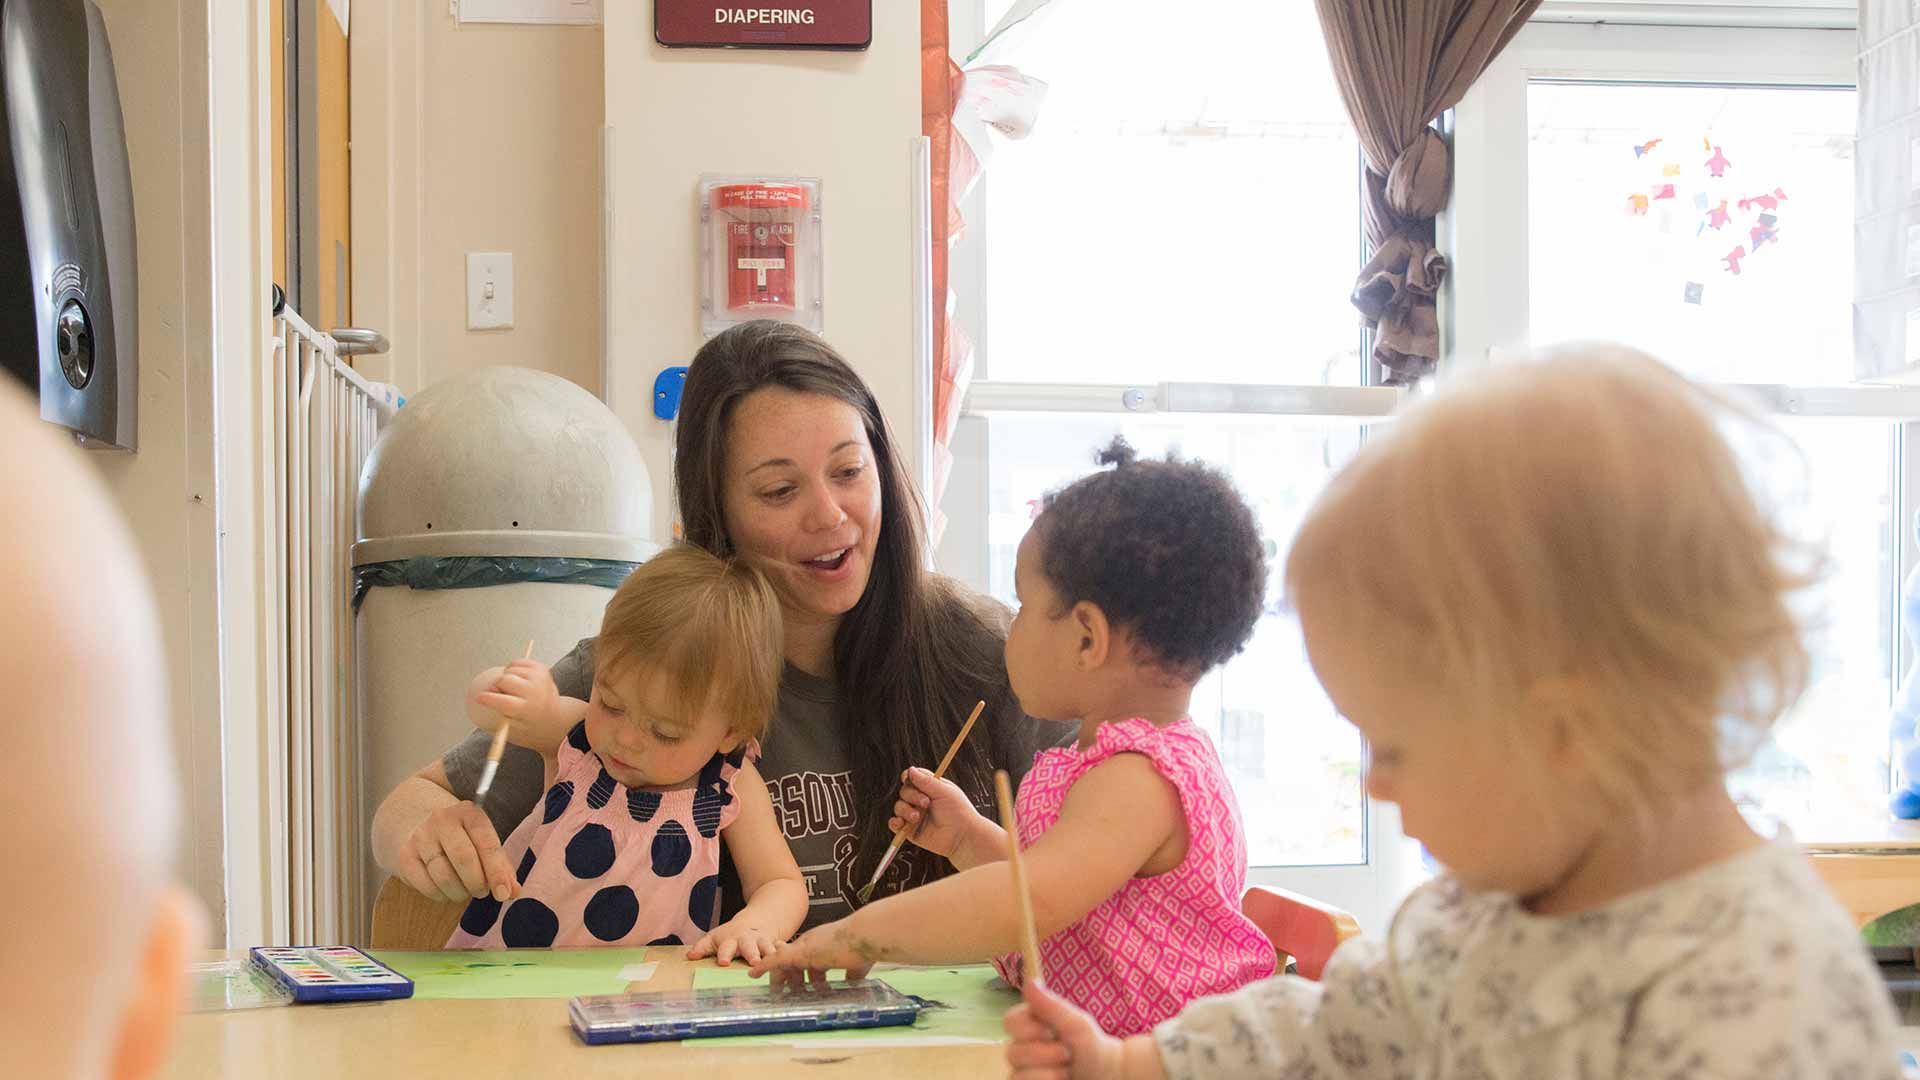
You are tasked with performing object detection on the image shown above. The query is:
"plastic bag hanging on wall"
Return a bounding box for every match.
[699,175,824,337]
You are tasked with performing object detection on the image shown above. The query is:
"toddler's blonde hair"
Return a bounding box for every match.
[596,543,784,740]
[1285,344,1819,810]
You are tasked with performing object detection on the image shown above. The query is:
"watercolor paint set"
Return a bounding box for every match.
[569,978,924,1045]
[247,947,415,1004]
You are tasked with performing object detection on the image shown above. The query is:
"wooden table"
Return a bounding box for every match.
[1799,812,1920,929]
[163,949,1008,1079]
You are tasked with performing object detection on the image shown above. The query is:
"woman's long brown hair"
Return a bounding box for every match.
[675,321,1017,885]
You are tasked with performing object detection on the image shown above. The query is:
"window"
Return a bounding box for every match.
[944,0,1413,930]
[1453,20,1916,833]
[948,6,1893,930]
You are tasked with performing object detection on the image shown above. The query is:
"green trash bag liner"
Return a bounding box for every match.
[353,556,637,613]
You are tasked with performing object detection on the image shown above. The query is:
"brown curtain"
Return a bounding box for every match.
[1313,1,1539,383]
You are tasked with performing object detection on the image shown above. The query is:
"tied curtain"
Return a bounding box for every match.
[1312,0,1539,382]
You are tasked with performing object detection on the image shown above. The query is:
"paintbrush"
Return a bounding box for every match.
[995,769,1042,985]
[473,639,533,808]
[854,698,987,903]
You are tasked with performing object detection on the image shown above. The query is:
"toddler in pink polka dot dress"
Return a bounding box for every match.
[447,545,807,966]
[753,438,1275,1035]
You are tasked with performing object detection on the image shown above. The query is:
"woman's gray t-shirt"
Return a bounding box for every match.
[442,637,1069,928]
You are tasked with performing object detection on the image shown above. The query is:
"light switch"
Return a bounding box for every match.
[467,252,514,331]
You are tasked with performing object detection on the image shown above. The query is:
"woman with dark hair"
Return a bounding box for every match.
[372,320,1068,929]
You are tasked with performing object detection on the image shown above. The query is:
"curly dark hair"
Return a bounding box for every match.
[1035,437,1267,682]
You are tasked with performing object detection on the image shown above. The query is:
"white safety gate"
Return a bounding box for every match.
[267,304,396,944]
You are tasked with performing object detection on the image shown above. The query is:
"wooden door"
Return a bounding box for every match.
[313,0,350,331]
[275,1,351,334]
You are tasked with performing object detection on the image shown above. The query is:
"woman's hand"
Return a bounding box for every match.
[746,921,882,991]
[470,658,562,738]
[686,917,784,968]
[1005,980,1132,1080]
[396,800,515,904]
[891,766,994,863]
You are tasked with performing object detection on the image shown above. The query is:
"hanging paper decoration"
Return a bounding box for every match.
[1620,134,1796,299]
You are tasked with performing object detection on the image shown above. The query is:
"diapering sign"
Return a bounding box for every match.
[655,1,872,49]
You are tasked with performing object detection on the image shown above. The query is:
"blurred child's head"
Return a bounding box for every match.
[590,544,783,786]
[0,380,202,1078]
[1009,437,1267,719]
[1285,345,1815,898]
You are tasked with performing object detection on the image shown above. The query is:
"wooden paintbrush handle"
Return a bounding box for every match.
[996,769,1042,985]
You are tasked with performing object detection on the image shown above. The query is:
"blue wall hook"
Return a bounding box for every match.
[653,366,689,421]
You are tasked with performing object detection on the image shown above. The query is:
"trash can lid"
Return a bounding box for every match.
[354,366,655,566]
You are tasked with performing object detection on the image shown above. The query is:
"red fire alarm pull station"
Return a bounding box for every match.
[700,176,823,337]
[719,183,806,314]
[656,1,872,50]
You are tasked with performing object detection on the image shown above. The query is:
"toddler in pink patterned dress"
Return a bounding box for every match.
[753,438,1275,1035]
[447,545,807,966]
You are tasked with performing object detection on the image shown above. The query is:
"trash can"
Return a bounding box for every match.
[353,366,657,911]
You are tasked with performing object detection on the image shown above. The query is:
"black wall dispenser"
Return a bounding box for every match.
[0,0,136,449]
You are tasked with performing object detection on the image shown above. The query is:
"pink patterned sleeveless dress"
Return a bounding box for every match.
[994,717,1275,1036]
[447,721,752,950]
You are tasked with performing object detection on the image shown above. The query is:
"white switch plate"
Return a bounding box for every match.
[455,0,601,24]
[467,252,514,331]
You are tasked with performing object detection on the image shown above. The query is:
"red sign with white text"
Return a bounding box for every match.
[655,1,872,50]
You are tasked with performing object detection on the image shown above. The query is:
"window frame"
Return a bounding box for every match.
[944,4,1900,930]
[1446,18,1919,813]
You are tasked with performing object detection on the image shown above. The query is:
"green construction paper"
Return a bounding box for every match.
[691,963,1015,1045]
[371,949,655,1000]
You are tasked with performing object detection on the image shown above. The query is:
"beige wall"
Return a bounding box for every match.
[351,3,604,399]
[603,4,925,542]
[76,0,227,929]
[358,4,925,543]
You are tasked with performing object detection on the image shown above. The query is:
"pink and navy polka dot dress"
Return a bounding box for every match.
[447,722,751,949]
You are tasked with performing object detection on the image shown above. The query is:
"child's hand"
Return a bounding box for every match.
[686,917,783,968]
[745,921,880,991]
[1005,979,1127,1079]
[470,658,560,738]
[891,766,988,860]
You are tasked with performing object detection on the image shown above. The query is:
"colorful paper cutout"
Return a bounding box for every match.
[1652,184,1676,201]
[1750,222,1778,249]
[1738,187,1787,213]
[1693,191,1709,210]
[1683,281,1704,304]
[1723,246,1746,275]
[1633,138,1664,158]
[1707,200,1731,229]
[1663,163,1682,177]
[1627,193,1650,215]
[1705,147,1732,178]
